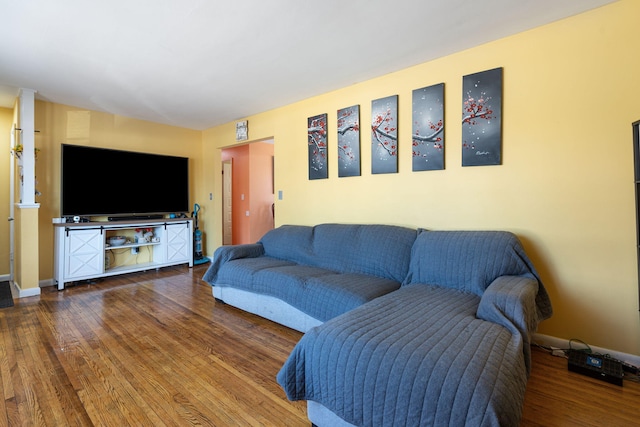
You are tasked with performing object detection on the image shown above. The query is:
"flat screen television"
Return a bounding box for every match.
[61,144,189,218]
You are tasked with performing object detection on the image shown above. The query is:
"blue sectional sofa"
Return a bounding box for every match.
[203,224,552,426]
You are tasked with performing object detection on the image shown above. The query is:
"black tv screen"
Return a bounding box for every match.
[61,144,189,217]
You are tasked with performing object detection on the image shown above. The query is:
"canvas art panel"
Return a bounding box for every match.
[412,83,445,171]
[337,105,361,177]
[371,95,398,174]
[308,113,328,180]
[461,67,503,166]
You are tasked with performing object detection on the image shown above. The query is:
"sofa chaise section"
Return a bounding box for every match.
[277,230,552,426]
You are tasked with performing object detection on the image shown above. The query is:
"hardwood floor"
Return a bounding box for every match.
[0,264,638,426]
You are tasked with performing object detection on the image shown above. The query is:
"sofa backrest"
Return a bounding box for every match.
[259,224,417,282]
[403,230,538,295]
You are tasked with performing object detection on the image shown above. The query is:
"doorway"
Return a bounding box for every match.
[222,160,233,245]
[221,140,274,245]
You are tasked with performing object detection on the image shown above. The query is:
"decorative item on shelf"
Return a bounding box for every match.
[10,144,40,160]
[108,236,127,246]
[135,227,154,243]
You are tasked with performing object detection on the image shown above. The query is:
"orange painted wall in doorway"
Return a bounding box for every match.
[221,142,274,244]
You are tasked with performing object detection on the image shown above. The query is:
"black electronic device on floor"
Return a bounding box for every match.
[567,350,623,386]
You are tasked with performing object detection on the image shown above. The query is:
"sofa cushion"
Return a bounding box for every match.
[259,224,417,282]
[301,273,401,321]
[215,257,297,292]
[252,264,332,297]
[404,230,539,296]
[251,264,401,322]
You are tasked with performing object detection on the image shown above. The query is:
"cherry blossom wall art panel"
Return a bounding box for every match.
[412,83,445,171]
[308,113,328,180]
[371,95,398,174]
[337,105,361,177]
[462,67,503,166]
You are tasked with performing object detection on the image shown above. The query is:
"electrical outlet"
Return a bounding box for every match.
[131,247,139,255]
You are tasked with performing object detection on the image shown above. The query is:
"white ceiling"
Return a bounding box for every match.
[0,0,616,131]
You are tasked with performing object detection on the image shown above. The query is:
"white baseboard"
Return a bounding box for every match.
[0,275,54,286]
[11,280,41,298]
[533,333,640,367]
[39,278,55,288]
[0,274,42,298]
[3,277,53,299]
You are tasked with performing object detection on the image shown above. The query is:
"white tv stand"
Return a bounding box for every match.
[53,218,193,290]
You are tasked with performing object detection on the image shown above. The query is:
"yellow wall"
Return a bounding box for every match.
[15,206,39,290]
[202,0,640,355]
[34,101,203,282]
[0,107,13,276]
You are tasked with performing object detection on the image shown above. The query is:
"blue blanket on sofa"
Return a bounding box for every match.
[277,231,552,427]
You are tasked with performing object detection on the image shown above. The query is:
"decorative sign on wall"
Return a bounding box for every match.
[412,83,445,171]
[308,113,328,180]
[236,120,248,141]
[371,95,398,174]
[461,67,503,166]
[337,105,361,177]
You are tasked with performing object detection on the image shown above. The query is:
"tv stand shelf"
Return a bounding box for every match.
[106,241,160,250]
[53,218,193,290]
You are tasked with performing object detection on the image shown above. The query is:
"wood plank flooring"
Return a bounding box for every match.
[0,264,638,426]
